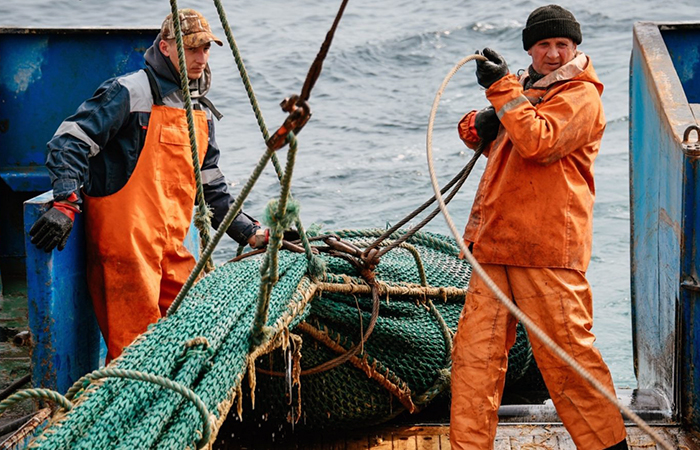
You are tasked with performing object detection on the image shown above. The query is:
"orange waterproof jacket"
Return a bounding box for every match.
[458,52,605,271]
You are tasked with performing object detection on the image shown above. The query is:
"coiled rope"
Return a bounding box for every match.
[425,53,674,450]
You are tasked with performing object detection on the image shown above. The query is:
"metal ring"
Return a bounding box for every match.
[682,125,700,143]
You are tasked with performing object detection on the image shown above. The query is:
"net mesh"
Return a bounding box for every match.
[30,229,538,448]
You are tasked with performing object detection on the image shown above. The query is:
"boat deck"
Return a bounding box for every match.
[0,279,32,442]
[217,423,700,449]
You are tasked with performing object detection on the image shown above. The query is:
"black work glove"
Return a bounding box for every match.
[475,48,509,89]
[474,106,500,141]
[29,205,76,252]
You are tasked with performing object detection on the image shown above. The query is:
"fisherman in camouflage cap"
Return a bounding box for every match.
[32,9,268,362]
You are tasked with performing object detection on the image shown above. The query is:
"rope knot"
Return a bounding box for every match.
[263,198,300,231]
[176,337,215,369]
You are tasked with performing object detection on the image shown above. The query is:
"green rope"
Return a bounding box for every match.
[212,0,319,268]
[66,368,212,449]
[168,1,214,272]
[250,132,299,349]
[168,146,275,316]
[412,368,451,408]
[0,388,73,415]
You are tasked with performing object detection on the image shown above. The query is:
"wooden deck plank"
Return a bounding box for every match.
[415,434,441,450]
[345,433,370,449]
[213,423,700,449]
[439,433,451,449]
[368,433,393,450]
[391,434,415,450]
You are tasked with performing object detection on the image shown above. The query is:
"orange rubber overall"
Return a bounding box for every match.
[450,264,627,449]
[84,104,208,362]
[452,54,626,448]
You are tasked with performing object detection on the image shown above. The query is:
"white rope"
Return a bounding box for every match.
[426,53,673,450]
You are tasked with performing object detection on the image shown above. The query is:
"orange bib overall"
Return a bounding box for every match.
[84,104,208,361]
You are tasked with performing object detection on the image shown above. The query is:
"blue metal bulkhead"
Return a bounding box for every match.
[0,27,157,287]
[0,28,157,188]
[630,22,700,430]
[23,192,101,393]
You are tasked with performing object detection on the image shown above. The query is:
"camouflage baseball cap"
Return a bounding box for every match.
[161,9,223,47]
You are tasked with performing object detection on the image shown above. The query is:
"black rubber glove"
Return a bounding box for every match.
[476,48,509,89]
[474,106,501,141]
[29,206,75,252]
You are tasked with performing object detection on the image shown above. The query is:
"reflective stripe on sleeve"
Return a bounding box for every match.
[496,95,529,120]
[201,167,224,185]
[53,121,101,157]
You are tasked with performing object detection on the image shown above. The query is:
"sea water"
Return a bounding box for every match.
[4,0,700,388]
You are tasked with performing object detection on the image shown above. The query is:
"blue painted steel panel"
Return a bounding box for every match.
[0,28,157,288]
[630,22,700,430]
[0,168,51,193]
[23,191,101,393]
[0,28,157,184]
[662,27,700,104]
[23,191,201,392]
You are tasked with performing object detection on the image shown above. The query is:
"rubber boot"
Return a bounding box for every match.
[605,439,628,449]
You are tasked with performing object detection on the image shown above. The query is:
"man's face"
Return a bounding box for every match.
[527,37,577,75]
[160,39,211,80]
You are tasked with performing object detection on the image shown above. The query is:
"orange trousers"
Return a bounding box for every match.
[450,264,627,449]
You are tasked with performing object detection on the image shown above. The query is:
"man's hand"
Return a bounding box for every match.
[247,228,301,249]
[248,228,270,249]
[29,201,79,252]
[474,106,501,141]
[476,48,509,89]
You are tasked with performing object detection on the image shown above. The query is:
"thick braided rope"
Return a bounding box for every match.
[316,278,466,299]
[167,146,275,316]
[426,53,674,450]
[168,0,214,271]
[212,0,318,267]
[342,237,429,286]
[251,134,300,348]
[0,389,73,415]
[328,234,458,359]
[66,368,212,448]
[296,322,416,412]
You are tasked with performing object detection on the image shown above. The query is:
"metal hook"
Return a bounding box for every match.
[682,125,700,144]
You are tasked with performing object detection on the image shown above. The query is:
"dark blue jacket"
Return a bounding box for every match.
[45,36,259,245]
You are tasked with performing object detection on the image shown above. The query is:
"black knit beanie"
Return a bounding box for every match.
[522,4,582,50]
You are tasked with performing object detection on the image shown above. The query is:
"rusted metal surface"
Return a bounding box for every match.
[0,408,51,449]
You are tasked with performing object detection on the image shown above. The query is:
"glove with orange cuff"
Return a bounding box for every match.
[29,192,80,252]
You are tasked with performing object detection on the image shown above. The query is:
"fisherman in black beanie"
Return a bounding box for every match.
[451,5,630,450]
[522,4,582,51]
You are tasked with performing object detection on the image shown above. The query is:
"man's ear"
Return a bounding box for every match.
[159,39,170,57]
